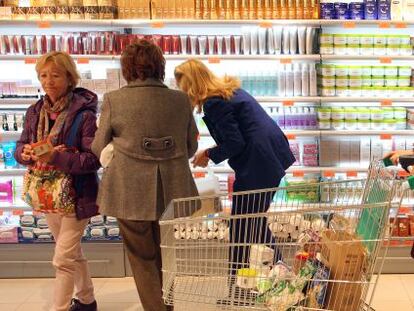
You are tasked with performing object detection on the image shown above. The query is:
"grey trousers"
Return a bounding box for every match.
[118,219,173,311]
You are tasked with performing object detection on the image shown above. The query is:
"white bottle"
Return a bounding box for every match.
[278,65,286,97]
[391,0,403,20]
[285,64,294,97]
[309,63,317,96]
[301,63,310,97]
[293,63,302,97]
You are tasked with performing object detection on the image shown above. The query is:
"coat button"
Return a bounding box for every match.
[144,141,151,148]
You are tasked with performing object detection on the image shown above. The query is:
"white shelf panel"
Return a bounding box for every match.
[255,96,321,102]
[0,131,22,141]
[322,55,414,61]
[0,55,119,61]
[191,166,369,174]
[199,130,320,137]
[321,130,414,136]
[0,168,26,176]
[319,20,414,26]
[321,97,414,103]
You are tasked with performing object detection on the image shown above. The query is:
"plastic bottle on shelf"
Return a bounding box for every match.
[309,107,318,129]
[278,65,286,97]
[293,63,302,97]
[285,64,294,97]
[301,63,310,97]
[285,107,293,129]
[309,63,318,96]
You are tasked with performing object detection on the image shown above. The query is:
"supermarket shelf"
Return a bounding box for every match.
[255,96,321,103]
[319,19,414,27]
[321,130,414,136]
[0,54,320,62]
[321,97,414,103]
[322,55,414,61]
[191,166,369,174]
[0,168,25,176]
[0,19,117,28]
[0,98,38,109]
[0,131,22,141]
[199,130,321,137]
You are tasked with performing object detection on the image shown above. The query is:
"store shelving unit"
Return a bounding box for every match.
[1,18,414,276]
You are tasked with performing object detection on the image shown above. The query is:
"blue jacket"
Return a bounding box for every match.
[203,89,295,191]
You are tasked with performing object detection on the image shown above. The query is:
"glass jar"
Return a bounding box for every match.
[317,107,332,120]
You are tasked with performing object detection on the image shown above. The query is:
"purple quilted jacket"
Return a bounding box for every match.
[14,88,101,219]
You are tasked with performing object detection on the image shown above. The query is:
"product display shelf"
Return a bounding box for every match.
[0,168,25,176]
[321,129,414,136]
[199,130,320,137]
[0,131,22,141]
[320,97,414,103]
[322,55,414,61]
[191,166,370,174]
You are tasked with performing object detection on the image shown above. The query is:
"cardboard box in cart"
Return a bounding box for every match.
[321,230,367,311]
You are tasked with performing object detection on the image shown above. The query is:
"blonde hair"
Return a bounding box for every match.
[35,52,80,91]
[174,59,240,113]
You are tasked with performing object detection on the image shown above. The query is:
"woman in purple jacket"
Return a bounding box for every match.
[14,52,100,311]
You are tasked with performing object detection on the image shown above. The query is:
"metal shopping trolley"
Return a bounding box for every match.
[159,160,409,310]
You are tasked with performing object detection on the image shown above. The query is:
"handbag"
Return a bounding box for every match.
[22,111,85,214]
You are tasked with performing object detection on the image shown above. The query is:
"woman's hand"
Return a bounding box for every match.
[191,149,209,168]
[385,150,414,165]
[21,144,33,162]
[37,144,66,163]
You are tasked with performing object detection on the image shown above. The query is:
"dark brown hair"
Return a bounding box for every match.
[120,40,166,82]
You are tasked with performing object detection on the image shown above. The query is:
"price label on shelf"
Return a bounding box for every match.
[346,171,358,177]
[24,57,37,64]
[151,21,165,28]
[194,172,206,178]
[342,21,356,28]
[323,170,335,178]
[381,99,393,106]
[379,57,392,64]
[208,57,221,64]
[394,22,407,28]
[378,21,391,28]
[12,209,24,216]
[280,58,292,64]
[77,58,90,64]
[380,134,392,140]
[282,100,294,106]
[259,21,273,28]
[293,171,305,177]
[286,134,296,140]
[37,21,51,29]
[0,210,3,216]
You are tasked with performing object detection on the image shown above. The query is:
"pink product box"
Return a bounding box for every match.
[303,144,318,154]
[302,155,318,167]
[0,180,13,203]
[0,226,18,244]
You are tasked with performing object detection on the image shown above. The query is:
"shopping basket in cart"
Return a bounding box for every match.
[159,160,406,310]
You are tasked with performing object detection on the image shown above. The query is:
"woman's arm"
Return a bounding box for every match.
[204,99,246,164]
[14,106,35,166]
[48,111,101,174]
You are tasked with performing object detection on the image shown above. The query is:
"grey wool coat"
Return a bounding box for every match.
[91,79,199,221]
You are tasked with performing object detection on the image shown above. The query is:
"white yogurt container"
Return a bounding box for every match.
[322,76,336,87]
[334,44,347,55]
[319,120,331,129]
[370,120,383,130]
[320,64,336,76]
[344,107,358,120]
[370,108,384,120]
[360,44,374,55]
[347,34,361,45]
[317,107,332,120]
[371,76,385,87]
[386,35,401,45]
[384,66,398,76]
[371,66,385,76]
[348,66,362,76]
[331,108,345,120]
[321,87,336,97]
[400,45,413,56]
[382,107,394,119]
[349,87,362,97]
[358,119,371,130]
[320,44,334,55]
[398,77,411,87]
[335,65,349,76]
[320,33,334,44]
[344,119,358,130]
[346,44,360,55]
[360,35,374,45]
[386,45,400,56]
[357,108,371,120]
[398,66,412,76]
[349,76,362,87]
[373,45,387,55]
[336,76,349,87]
[373,35,387,45]
[394,107,407,119]
[385,76,398,87]
[362,66,372,76]
[332,120,345,130]
[333,34,348,45]
[362,76,372,86]
[335,86,349,97]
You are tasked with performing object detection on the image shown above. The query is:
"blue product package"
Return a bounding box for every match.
[334,2,348,10]
[336,7,351,19]
[377,0,391,19]
[320,2,335,10]
[2,141,17,168]
[321,8,336,19]
[364,0,378,19]
[350,3,365,19]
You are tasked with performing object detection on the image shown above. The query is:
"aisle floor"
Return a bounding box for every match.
[0,275,413,311]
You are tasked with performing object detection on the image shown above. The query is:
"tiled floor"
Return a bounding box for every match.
[0,275,413,311]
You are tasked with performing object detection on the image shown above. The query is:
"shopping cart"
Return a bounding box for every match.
[159,160,409,310]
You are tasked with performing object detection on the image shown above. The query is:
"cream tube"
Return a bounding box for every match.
[207,36,215,55]
[224,35,232,55]
[216,35,224,55]
[273,27,282,55]
[198,36,207,55]
[267,28,275,54]
[241,26,251,55]
[297,26,306,55]
[250,27,259,55]
[278,65,286,96]
[289,26,298,55]
[282,27,290,55]
[180,35,188,54]
[306,27,316,55]
[190,35,198,55]
[234,35,241,55]
[258,27,267,55]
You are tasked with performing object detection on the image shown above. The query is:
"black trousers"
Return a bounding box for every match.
[229,186,282,276]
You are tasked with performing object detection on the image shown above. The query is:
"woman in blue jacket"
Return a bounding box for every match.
[175,59,295,304]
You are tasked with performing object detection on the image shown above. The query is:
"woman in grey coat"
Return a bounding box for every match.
[91,40,199,311]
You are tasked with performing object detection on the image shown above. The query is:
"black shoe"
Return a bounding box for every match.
[69,298,97,311]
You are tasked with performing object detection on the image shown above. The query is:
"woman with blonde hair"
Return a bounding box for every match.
[175,59,295,306]
[15,51,99,311]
